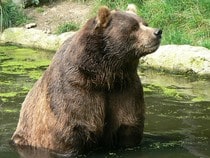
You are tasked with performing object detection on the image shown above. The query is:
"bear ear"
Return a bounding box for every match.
[95,6,111,28]
[126,4,137,14]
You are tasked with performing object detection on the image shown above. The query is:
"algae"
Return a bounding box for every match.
[0,45,53,78]
[191,96,206,102]
[0,45,54,103]
[0,92,18,98]
[143,84,186,100]
[3,108,19,113]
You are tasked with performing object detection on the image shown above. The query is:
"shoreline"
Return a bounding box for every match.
[1,27,210,77]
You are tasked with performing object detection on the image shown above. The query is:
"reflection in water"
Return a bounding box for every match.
[181,104,209,158]
[141,69,210,158]
[0,46,210,158]
[11,145,63,158]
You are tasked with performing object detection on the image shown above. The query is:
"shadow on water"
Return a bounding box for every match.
[0,45,210,158]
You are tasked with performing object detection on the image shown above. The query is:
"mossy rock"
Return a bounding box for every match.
[141,45,210,77]
[0,27,75,51]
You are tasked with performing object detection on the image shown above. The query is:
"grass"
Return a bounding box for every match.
[1,0,209,49]
[35,7,45,13]
[0,0,28,31]
[93,0,210,49]
[55,22,80,34]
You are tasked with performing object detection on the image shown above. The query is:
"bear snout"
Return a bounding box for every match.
[154,29,162,39]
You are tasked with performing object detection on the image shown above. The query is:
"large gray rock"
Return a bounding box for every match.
[0,27,75,51]
[141,45,210,76]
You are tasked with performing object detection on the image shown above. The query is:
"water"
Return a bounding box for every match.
[0,45,210,158]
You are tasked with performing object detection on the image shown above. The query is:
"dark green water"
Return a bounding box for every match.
[0,46,210,158]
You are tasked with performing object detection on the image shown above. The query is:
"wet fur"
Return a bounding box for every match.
[12,6,161,155]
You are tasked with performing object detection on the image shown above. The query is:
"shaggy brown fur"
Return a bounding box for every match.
[12,5,162,155]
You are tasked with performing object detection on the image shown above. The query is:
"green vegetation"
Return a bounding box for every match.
[94,0,210,49]
[32,0,40,5]
[0,45,53,79]
[0,0,28,31]
[0,45,53,102]
[35,7,45,13]
[55,22,80,34]
[143,84,185,100]
[93,0,142,10]
[1,0,209,48]
[191,96,206,102]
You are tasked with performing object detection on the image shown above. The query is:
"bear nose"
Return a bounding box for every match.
[154,29,162,38]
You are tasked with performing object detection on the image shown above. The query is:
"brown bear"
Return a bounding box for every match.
[11,5,162,156]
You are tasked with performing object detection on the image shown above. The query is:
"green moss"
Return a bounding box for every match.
[0,45,53,79]
[0,81,12,86]
[143,83,185,100]
[191,97,206,102]
[28,71,44,80]
[1,98,8,102]
[162,87,183,99]
[3,109,19,113]
[149,141,183,150]
[0,45,53,102]
[0,92,17,98]
[143,87,154,93]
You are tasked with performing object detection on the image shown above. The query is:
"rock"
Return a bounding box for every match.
[12,0,49,8]
[0,27,75,51]
[25,23,37,29]
[57,32,75,45]
[141,45,210,76]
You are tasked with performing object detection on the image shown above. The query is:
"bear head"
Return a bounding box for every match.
[69,5,162,89]
[94,5,162,58]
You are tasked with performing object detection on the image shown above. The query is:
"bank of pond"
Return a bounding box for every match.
[0,45,210,158]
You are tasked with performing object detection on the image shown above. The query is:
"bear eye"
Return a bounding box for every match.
[132,23,139,31]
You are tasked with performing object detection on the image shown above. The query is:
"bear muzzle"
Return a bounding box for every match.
[154,29,162,39]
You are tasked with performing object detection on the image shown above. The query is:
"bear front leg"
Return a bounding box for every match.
[116,122,144,148]
[108,94,145,149]
[73,125,94,154]
[60,124,99,155]
[108,77,145,148]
